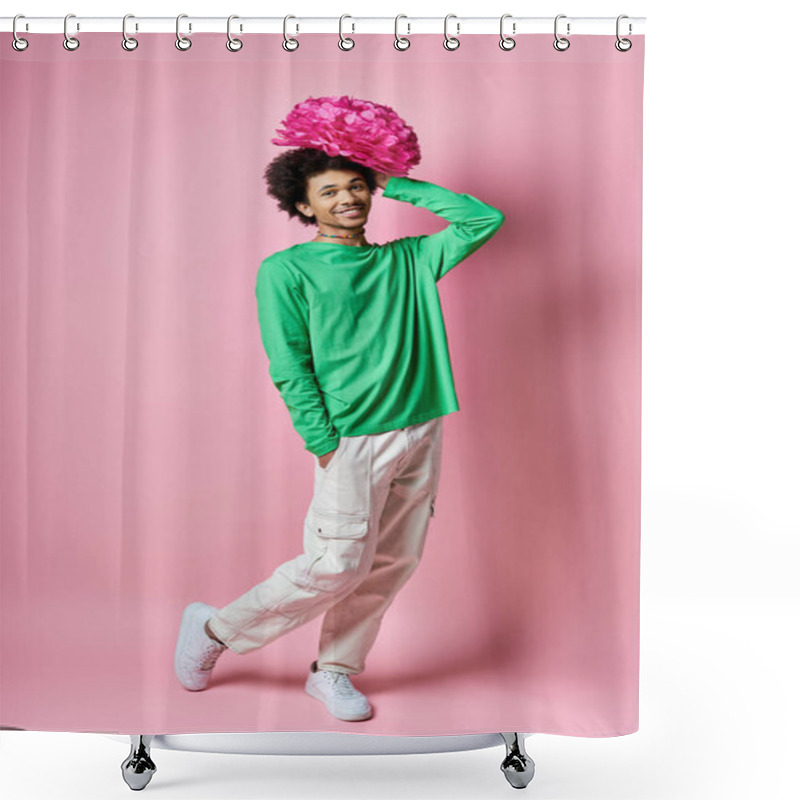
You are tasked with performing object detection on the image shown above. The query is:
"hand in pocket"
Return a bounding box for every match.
[318,445,338,470]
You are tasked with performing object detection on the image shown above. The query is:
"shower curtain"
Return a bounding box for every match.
[0,29,644,737]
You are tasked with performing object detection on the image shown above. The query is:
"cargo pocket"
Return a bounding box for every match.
[306,511,371,593]
[313,511,369,539]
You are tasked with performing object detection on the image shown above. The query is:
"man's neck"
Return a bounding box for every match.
[312,234,369,247]
[314,225,367,246]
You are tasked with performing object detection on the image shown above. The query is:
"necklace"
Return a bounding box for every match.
[315,230,363,239]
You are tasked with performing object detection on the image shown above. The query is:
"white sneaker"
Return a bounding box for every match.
[174,602,227,691]
[304,660,373,721]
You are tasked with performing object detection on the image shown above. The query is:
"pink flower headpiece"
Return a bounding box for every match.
[271,95,421,177]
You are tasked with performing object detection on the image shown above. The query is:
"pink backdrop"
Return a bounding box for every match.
[1,33,643,736]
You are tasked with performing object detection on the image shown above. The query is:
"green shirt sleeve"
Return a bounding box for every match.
[255,258,340,457]
[382,175,506,281]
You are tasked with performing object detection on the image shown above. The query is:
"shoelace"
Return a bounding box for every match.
[321,670,363,699]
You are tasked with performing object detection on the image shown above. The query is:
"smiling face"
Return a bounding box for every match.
[296,169,373,240]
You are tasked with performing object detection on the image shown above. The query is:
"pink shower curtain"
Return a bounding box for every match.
[1,31,643,736]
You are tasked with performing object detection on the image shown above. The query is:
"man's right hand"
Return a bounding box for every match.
[318,446,338,469]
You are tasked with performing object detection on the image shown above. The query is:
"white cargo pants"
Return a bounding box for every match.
[207,416,444,675]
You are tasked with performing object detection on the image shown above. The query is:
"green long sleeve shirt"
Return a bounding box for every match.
[255,175,505,457]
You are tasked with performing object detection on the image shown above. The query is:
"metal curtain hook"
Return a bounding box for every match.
[553,14,570,51]
[283,15,299,51]
[122,14,138,51]
[12,14,29,51]
[615,14,632,51]
[339,14,355,50]
[176,13,192,51]
[63,13,80,51]
[499,13,516,50]
[227,14,243,52]
[443,13,460,51]
[394,14,410,51]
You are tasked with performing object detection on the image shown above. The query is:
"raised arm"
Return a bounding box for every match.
[382,175,505,281]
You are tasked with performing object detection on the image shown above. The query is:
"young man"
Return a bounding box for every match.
[174,148,504,721]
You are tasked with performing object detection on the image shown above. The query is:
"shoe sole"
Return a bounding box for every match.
[305,677,374,721]
[174,602,215,691]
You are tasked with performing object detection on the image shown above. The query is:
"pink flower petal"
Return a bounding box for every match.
[271,95,421,176]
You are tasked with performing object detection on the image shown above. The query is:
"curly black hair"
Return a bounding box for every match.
[264,147,378,227]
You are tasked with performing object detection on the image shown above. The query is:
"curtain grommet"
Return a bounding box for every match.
[615,15,633,51]
[175,13,192,51]
[499,14,516,50]
[63,13,80,51]
[283,15,299,51]
[226,14,243,52]
[121,14,138,51]
[339,14,355,51]
[394,14,410,51]
[553,14,570,51]
[443,13,460,51]
[12,14,29,51]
